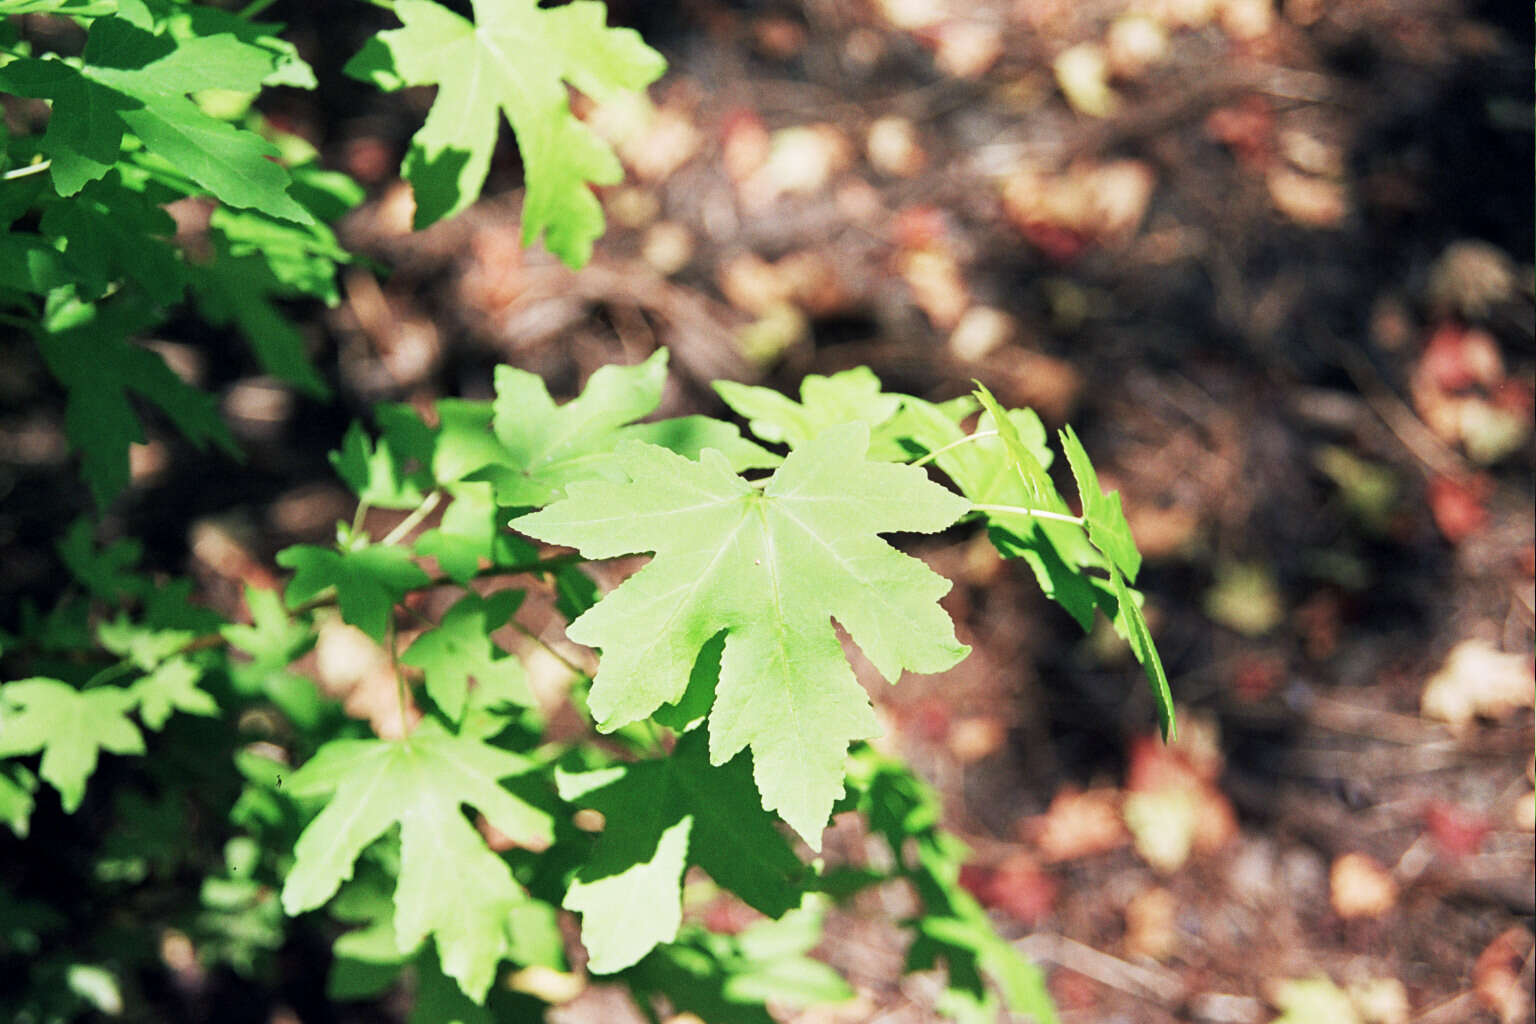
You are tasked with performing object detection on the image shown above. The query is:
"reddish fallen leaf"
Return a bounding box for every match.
[1050,968,1101,1012]
[1426,473,1492,544]
[1473,927,1535,1024]
[960,853,1057,925]
[1329,852,1397,919]
[1024,786,1129,862]
[1124,885,1178,960]
[1205,95,1275,170]
[1421,800,1493,860]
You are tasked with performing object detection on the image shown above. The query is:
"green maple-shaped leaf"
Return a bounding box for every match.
[280,728,553,1001]
[0,678,144,813]
[36,297,239,507]
[516,422,970,844]
[56,518,147,601]
[556,731,805,973]
[132,655,217,730]
[401,591,531,723]
[330,422,426,510]
[483,349,776,507]
[39,171,186,306]
[414,481,540,585]
[714,367,903,449]
[0,15,311,220]
[345,0,665,264]
[277,543,430,643]
[221,585,314,667]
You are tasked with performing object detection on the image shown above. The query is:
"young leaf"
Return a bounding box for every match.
[555,731,806,973]
[483,349,775,507]
[1059,424,1141,582]
[714,367,902,449]
[221,585,314,667]
[516,423,971,844]
[330,423,426,510]
[0,678,144,813]
[345,0,665,264]
[400,591,530,724]
[280,729,553,1001]
[277,543,430,643]
[132,655,217,730]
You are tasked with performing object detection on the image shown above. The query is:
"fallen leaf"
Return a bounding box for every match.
[932,19,1003,78]
[1025,786,1128,862]
[1421,800,1492,860]
[866,116,926,178]
[1268,974,1361,1024]
[1425,473,1492,544]
[1348,976,1410,1024]
[1124,885,1178,960]
[1329,852,1397,919]
[1205,561,1284,636]
[1206,95,1275,170]
[894,248,969,330]
[1420,637,1534,731]
[1219,0,1275,41]
[960,853,1057,925]
[1054,43,1118,118]
[1267,167,1348,228]
[1124,787,1199,873]
[948,306,1016,362]
[1473,927,1535,1024]
[739,125,851,209]
[1427,240,1518,319]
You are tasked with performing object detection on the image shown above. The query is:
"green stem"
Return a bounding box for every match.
[236,0,279,18]
[968,502,1084,526]
[908,429,998,469]
[82,660,136,690]
[350,500,372,537]
[380,490,442,546]
[2,160,51,182]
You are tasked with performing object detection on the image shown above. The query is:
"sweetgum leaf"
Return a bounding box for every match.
[346,0,665,264]
[401,591,530,724]
[277,543,430,642]
[0,678,144,813]
[516,422,970,844]
[555,731,805,973]
[280,729,553,1001]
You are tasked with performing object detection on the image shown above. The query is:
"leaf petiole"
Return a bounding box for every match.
[907,429,999,469]
[380,490,442,546]
[967,502,1085,527]
[2,160,51,182]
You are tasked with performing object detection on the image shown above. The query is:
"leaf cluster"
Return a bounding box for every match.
[1,2,1175,1020]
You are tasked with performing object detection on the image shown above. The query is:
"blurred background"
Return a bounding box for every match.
[1,1,1532,1021]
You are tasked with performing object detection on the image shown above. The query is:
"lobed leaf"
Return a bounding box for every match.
[517,423,970,844]
[0,678,144,813]
[345,0,665,265]
[280,730,553,1001]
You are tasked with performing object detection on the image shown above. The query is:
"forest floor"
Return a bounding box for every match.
[3,0,1533,1022]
